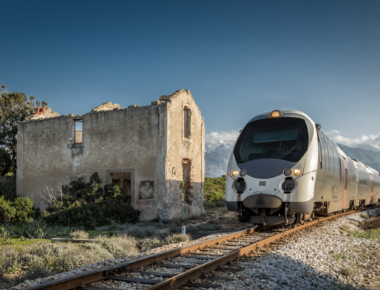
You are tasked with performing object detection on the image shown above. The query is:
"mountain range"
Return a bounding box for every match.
[205,140,380,177]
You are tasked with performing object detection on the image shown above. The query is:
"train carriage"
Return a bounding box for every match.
[226,110,380,226]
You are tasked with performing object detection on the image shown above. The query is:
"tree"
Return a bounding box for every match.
[0,86,46,176]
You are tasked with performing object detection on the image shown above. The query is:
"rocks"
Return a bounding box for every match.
[26,107,60,121]
[91,102,121,112]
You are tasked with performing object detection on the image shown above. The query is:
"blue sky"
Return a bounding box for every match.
[1,0,380,147]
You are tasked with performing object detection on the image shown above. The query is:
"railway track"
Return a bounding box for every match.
[25,209,361,290]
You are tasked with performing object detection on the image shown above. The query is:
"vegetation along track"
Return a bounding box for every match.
[24,209,362,290]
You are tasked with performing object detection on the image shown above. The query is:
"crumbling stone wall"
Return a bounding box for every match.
[157,90,205,219]
[17,90,204,220]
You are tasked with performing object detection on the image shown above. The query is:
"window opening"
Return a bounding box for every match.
[74,120,83,144]
[181,159,191,202]
[183,107,191,138]
[339,158,342,183]
[111,172,131,204]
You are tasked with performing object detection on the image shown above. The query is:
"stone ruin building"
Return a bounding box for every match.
[16,89,205,220]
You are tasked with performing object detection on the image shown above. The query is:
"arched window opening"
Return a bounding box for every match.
[184,107,191,138]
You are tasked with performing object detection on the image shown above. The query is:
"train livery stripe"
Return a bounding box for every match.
[370,175,373,204]
[343,159,348,209]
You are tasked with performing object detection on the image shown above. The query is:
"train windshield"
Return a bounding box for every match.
[235,119,308,163]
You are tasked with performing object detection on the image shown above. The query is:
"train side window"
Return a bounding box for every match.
[322,133,332,173]
[318,131,327,170]
[317,132,322,168]
[328,139,336,174]
[339,158,342,183]
[331,141,339,176]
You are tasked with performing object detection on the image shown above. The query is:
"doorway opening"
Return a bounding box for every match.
[111,172,131,204]
[182,159,192,202]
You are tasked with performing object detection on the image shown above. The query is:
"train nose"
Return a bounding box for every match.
[243,194,282,209]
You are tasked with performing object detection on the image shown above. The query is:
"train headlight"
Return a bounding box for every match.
[284,168,292,176]
[267,110,283,118]
[232,170,239,177]
[240,169,247,177]
[293,169,302,176]
[235,178,246,194]
[282,178,296,193]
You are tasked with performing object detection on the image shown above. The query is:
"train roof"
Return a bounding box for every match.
[248,110,313,124]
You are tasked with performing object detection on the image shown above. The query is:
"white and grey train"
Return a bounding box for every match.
[226,110,380,225]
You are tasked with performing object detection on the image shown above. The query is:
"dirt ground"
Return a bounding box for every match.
[362,216,380,230]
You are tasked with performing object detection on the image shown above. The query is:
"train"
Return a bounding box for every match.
[225,110,380,226]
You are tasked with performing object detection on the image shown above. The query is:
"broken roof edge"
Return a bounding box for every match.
[21,89,197,123]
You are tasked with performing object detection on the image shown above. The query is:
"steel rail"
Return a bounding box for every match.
[23,209,361,290]
[147,209,360,290]
[24,226,264,290]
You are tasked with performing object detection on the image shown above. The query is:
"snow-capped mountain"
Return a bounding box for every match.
[205,140,235,177]
[337,143,380,172]
[204,140,380,177]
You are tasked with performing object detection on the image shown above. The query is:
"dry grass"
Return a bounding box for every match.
[70,230,89,239]
[0,234,138,288]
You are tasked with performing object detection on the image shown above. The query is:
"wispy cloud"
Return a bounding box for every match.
[325,130,380,150]
[205,130,239,145]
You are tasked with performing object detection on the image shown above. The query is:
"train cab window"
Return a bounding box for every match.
[235,118,308,163]
[339,158,342,183]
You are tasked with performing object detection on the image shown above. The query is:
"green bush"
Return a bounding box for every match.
[0,196,16,223]
[12,197,35,225]
[42,173,140,229]
[204,177,225,202]
[0,196,36,225]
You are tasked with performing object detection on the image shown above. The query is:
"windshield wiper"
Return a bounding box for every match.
[277,145,299,159]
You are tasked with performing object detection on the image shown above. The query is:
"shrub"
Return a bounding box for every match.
[42,173,140,229]
[0,196,15,223]
[340,267,353,277]
[137,237,163,252]
[12,197,35,225]
[95,234,138,257]
[120,224,157,238]
[204,177,225,202]
[165,233,190,244]
[0,195,36,225]
[18,219,53,239]
[70,230,89,239]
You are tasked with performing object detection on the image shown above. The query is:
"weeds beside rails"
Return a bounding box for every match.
[0,232,191,288]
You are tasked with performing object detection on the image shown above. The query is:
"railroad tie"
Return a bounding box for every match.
[173,259,207,264]
[180,255,215,260]
[111,277,160,284]
[216,268,244,273]
[191,252,222,256]
[201,277,233,282]
[127,271,176,277]
[185,283,221,288]
[154,263,194,269]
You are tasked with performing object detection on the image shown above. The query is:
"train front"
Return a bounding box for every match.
[226,110,318,225]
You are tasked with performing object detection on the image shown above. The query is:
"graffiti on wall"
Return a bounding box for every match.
[139,181,154,200]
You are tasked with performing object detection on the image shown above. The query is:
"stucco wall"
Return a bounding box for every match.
[17,105,167,220]
[158,90,205,219]
[17,90,205,220]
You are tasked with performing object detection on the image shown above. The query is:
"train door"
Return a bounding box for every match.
[370,175,373,204]
[342,158,348,209]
